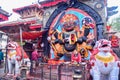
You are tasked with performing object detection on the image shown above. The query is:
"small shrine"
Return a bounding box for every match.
[0,4,45,54]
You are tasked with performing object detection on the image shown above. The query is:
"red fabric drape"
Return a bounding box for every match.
[29,24,42,30]
[22,31,44,40]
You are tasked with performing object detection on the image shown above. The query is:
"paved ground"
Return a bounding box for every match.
[0,62,88,80]
[0,63,5,77]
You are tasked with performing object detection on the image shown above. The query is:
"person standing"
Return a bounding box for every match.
[31,48,39,72]
[71,50,81,64]
[38,52,43,63]
[32,48,39,62]
[0,49,4,67]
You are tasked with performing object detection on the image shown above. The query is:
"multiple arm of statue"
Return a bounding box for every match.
[48,16,95,60]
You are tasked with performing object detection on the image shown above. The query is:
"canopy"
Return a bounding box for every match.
[12,31,46,40]
[22,31,45,40]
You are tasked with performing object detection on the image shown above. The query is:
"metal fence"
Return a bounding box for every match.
[31,62,89,80]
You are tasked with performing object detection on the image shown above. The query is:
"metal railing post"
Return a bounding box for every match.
[49,64,52,80]
[57,64,62,80]
[81,62,87,80]
[41,63,44,80]
[4,37,8,73]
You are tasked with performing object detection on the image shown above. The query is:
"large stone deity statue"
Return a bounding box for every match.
[48,13,95,62]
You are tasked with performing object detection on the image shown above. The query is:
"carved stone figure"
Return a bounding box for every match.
[48,14,95,60]
[7,40,30,77]
[90,39,120,80]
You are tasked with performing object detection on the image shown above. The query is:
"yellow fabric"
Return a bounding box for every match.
[8,50,16,58]
[95,54,115,63]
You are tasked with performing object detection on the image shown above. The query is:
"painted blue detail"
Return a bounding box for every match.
[90,29,93,32]
[50,48,55,59]
[57,25,62,32]
[84,51,91,60]
[60,55,64,60]
[50,10,94,60]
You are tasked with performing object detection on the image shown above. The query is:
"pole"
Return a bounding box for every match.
[19,27,24,64]
[57,64,62,80]
[4,34,8,73]
[20,27,28,79]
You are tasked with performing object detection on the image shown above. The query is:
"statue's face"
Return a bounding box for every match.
[60,14,78,32]
[62,21,76,31]
[96,39,111,52]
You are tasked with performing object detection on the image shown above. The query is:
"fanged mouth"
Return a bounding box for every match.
[101,44,108,47]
